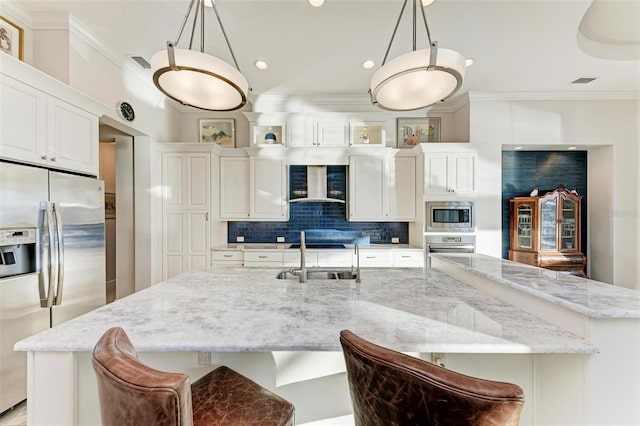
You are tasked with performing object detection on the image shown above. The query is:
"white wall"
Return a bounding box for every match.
[470,97,640,290]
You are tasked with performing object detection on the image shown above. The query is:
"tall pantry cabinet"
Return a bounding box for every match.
[161,152,211,279]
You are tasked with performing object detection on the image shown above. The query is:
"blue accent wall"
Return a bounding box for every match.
[502,151,587,259]
[227,165,409,244]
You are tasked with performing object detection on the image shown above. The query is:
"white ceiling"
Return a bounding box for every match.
[12,0,640,104]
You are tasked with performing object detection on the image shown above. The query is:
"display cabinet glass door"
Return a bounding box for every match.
[516,204,533,249]
[560,198,577,251]
[540,199,557,250]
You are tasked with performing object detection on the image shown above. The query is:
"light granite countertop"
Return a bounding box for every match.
[431,254,640,319]
[15,266,594,354]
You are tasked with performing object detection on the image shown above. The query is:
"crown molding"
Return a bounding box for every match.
[250,93,468,114]
[0,0,33,27]
[468,91,640,102]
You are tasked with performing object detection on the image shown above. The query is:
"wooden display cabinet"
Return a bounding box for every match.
[509,184,587,277]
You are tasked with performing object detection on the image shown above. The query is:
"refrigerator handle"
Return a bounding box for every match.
[52,202,64,306]
[39,202,56,308]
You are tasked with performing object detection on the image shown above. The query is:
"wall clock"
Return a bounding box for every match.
[116,101,135,122]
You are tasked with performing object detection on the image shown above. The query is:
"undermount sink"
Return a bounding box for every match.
[276,268,359,281]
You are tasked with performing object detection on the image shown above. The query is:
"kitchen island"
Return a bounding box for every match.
[16,255,640,425]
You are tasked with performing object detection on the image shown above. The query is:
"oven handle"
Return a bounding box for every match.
[427,245,476,253]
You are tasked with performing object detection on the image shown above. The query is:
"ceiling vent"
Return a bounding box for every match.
[130,56,151,69]
[571,77,597,84]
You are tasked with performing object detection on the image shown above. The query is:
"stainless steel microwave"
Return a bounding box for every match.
[425,201,475,233]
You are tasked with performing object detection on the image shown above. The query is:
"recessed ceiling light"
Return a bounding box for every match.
[421,0,436,6]
[465,58,475,67]
[514,146,523,150]
[254,60,268,70]
[568,146,578,150]
[204,0,214,7]
[308,0,325,7]
[362,60,375,69]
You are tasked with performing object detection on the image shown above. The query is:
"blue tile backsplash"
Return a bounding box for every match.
[228,165,409,244]
[502,151,587,259]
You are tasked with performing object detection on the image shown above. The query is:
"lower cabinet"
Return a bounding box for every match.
[211,250,243,266]
[244,251,284,267]
[358,250,393,267]
[392,250,424,267]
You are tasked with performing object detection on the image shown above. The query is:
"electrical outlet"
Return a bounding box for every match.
[236,236,244,243]
[391,237,400,244]
[430,353,446,368]
[277,236,285,243]
[198,351,211,365]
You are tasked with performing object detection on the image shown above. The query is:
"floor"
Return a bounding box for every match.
[0,283,116,426]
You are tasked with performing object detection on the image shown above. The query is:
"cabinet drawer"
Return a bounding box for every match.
[284,251,318,267]
[317,251,353,267]
[212,251,244,261]
[244,251,284,266]
[359,251,392,267]
[392,251,424,267]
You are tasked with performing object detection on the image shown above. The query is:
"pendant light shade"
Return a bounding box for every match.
[151,0,250,111]
[370,0,467,111]
[151,48,249,111]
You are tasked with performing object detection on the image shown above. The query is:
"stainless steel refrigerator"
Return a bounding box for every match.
[0,161,105,413]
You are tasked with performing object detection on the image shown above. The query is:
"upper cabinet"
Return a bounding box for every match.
[349,154,416,222]
[0,75,99,176]
[424,151,477,196]
[287,120,349,147]
[219,154,288,221]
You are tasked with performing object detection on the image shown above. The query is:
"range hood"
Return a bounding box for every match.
[290,166,345,204]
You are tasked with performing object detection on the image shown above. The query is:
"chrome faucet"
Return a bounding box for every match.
[300,231,307,283]
[354,243,361,283]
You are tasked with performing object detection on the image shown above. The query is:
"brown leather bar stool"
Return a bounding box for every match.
[92,327,294,426]
[340,330,524,426]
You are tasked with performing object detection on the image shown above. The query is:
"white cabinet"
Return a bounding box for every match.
[392,250,424,267]
[316,121,349,147]
[219,156,288,221]
[349,155,416,221]
[424,152,477,195]
[244,251,284,267]
[284,251,318,267]
[162,153,211,279]
[349,156,387,221]
[0,75,98,175]
[287,120,348,147]
[250,157,288,220]
[389,157,416,221]
[211,250,244,266]
[358,250,393,267]
[219,157,250,219]
[317,250,353,267]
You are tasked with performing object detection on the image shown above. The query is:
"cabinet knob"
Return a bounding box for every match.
[50,157,56,162]
[41,155,47,160]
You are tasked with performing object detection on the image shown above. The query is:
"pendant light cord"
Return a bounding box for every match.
[169,0,243,73]
[381,0,433,67]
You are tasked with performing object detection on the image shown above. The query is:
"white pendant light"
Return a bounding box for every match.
[370,0,466,111]
[151,0,250,111]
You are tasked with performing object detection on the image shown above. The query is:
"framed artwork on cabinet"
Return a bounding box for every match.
[0,15,24,61]
[396,117,441,148]
[199,118,235,148]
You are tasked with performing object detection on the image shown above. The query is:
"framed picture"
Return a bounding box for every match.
[396,117,441,148]
[199,118,235,148]
[1,15,24,61]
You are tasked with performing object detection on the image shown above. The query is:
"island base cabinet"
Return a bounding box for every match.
[28,348,639,426]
